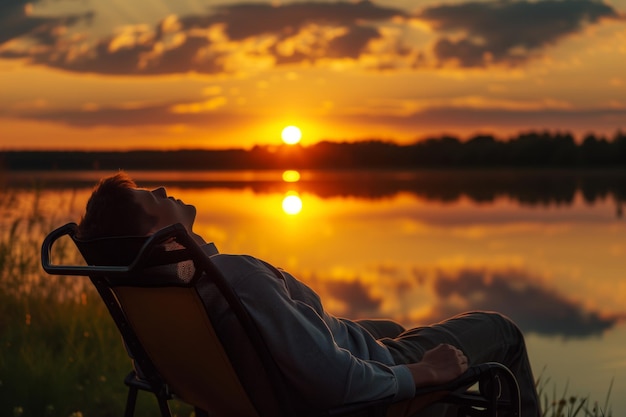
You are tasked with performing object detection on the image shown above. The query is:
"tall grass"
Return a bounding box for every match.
[537,368,613,417]
[0,185,614,417]
[0,187,192,417]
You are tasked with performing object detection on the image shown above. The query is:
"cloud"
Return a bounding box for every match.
[8,99,243,127]
[5,98,625,144]
[337,105,626,138]
[0,0,92,47]
[0,1,407,75]
[4,21,223,75]
[2,0,622,74]
[187,1,405,41]
[415,0,622,67]
[8,94,625,130]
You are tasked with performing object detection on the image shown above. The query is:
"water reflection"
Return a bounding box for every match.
[7,169,626,218]
[282,170,301,183]
[282,191,303,215]
[426,267,622,338]
[3,171,625,337]
[3,170,624,412]
[281,170,303,215]
[301,263,624,339]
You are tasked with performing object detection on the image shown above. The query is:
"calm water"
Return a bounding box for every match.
[5,169,626,413]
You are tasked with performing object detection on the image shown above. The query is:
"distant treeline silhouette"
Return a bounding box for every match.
[2,131,626,171]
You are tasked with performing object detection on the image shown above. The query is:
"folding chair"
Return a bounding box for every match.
[41,222,521,417]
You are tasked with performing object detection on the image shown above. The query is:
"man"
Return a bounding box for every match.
[78,172,541,416]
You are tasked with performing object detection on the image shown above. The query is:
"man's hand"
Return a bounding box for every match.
[406,344,468,388]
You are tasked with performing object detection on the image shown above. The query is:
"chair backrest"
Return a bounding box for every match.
[41,223,295,417]
[115,284,259,415]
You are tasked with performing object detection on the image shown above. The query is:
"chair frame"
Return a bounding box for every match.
[42,222,521,417]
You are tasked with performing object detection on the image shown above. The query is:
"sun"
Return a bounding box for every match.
[281,125,302,145]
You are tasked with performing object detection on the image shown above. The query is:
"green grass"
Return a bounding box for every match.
[0,187,192,417]
[0,286,194,417]
[0,186,614,417]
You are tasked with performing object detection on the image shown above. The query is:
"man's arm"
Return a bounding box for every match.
[210,254,415,407]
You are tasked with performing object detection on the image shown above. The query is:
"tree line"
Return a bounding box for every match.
[2,130,625,171]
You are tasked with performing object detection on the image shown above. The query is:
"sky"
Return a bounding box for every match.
[1,0,625,150]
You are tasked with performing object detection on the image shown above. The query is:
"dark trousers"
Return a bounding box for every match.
[356,312,540,417]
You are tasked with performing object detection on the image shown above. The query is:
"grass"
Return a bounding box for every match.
[537,368,613,417]
[0,185,614,417]
[0,187,192,417]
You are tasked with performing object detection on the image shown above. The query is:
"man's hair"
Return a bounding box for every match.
[77,172,157,239]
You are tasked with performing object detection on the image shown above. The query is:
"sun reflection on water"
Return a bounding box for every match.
[281,170,303,215]
[282,170,301,183]
[282,191,303,215]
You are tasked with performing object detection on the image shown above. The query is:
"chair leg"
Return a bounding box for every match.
[124,386,139,417]
[156,395,173,417]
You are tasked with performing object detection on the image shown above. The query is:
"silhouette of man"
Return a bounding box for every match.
[77,172,540,417]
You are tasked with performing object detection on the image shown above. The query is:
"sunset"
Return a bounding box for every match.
[2,2,626,416]
[1,0,625,150]
[281,125,302,145]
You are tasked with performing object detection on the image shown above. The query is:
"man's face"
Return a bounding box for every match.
[131,187,197,233]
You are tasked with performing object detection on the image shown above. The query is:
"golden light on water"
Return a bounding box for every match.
[282,170,301,182]
[7,173,626,414]
[281,126,302,145]
[282,191,303,215]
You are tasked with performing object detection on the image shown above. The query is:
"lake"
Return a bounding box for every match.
[4,168,626,414]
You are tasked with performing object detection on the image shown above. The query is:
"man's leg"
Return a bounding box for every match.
[381,311,541,417]
[354,319,406,339]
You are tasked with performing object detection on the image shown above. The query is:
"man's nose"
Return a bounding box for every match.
[151,187,167,198]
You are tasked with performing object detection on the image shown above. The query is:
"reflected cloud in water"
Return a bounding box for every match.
[325,280,384,317]
[304,265,623,339]
[425,267,621,338]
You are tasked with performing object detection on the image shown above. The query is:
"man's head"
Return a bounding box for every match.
[77,172,197,239]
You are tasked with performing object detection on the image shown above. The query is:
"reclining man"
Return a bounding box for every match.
[77,172,541,417]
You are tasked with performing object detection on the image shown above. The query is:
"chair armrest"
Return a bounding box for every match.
[413,362,516,395]
[321,362,519,417]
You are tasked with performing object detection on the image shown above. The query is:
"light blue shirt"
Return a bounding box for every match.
[202,244,415,408]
